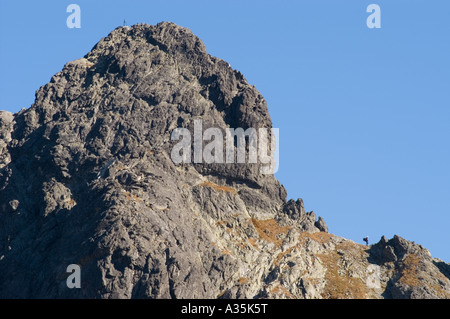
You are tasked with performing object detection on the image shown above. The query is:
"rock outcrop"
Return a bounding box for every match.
[0,22,449,299]
[0,111,13,170]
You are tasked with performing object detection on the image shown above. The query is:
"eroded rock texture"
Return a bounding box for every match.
[0,22,448,299]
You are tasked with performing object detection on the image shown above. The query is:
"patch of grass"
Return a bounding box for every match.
[431,283,450,298]
[221,248,231,255]
[251,218,291,247]
[215,220,233,234]
[216,220,227,226]
[316,251,367,299]
[297,231,371,298]
[274,246,296,266]
[397,253,450,298]
[248,237,258,249]
[336,240,359,251]
[299,231,334,244]
[398,253,422,287]
[200,181,237,194]
[212,241,232,256]
[124,191,142,203]
[270,284,295,299]
[306,235,369,299]
[272,232,335,267]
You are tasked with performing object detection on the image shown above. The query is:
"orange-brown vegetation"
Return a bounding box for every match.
[200,181,237,194]
[251,218,291,247]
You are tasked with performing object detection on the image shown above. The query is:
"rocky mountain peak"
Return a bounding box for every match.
[0,22,449,299]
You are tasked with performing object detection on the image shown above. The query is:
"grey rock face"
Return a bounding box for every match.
[0,22,448,299]
[368,235,450,298]
[314,216,328,233]
[0,111,14,170]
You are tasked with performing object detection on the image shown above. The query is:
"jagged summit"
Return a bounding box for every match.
[0,22,449,299]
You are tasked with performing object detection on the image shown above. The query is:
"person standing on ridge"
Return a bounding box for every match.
[363,236,369,246]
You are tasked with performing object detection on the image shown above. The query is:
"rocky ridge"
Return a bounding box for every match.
[0,22,449,299]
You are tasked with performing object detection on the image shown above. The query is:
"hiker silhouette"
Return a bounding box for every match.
[363,236,369,245]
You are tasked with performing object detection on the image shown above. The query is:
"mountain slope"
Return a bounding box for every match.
[0,22,449,299]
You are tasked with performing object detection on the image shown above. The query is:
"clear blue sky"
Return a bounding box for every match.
[1,1,449,262]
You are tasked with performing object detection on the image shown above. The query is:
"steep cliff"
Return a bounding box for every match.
[0,22,449,299]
